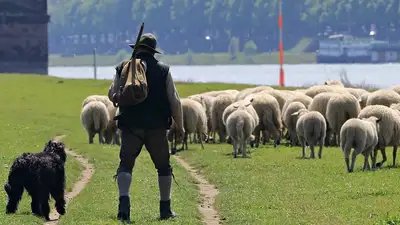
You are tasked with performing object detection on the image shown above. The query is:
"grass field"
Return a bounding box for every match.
[49,52,316,67]
[1,74,399,225]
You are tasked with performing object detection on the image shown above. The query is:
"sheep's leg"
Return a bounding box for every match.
[199,133,205,149]
[344,148,351,172]
[184,132,189,150]
[262,131,269,145]
[371,148,378,169]
[233,141,238,158]
[88,132,95,144]
[376,147,387,168]
[242,139,247,158]
[310,144,315,159]
[318,139,324,159]
[188,134,193,144]
[349,149,358,173]
[299,137,306,158]
[392,145,397,167]
[362,151,371,171]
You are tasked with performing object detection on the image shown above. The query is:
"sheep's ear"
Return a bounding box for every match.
[291,112,300,116]
[249,98,254,103]
[390,103,395,108]
[376,117,382,123]
[233,105,239,109]
[200,95,204,100]
[245,102,252,107]
[358,98,362,103]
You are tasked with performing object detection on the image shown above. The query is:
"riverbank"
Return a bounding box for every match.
[49,52,316,67]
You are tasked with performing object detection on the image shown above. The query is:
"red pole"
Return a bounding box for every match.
[278,0,285,87]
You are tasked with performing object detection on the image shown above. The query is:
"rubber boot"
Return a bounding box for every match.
[117,196,131,223]
[160,200,177,220]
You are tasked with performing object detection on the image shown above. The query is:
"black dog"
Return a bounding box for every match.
[4,140,67,221]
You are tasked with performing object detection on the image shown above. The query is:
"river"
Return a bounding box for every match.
[49,64,400,88]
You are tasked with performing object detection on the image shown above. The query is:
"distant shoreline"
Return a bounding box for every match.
[49,52,316,67]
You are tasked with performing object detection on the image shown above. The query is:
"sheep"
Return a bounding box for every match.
[222,99,259,126]
[282,101,307,146]
[358,105,400,167]
[366,89,400,107]
[235,86,274,101]
[222,99,259,147]
[324,79,344,87]
[226,104,257,158]
[304,85,345,98]
[82,94,114,109]
[359,93,370,109]
[187,94,215,142]
[256,89,288,111]
[308,92,340,146]
[282,93,313,117]
[104,106,120,145]
[390,103,400,114]
[246,93,282,148]
[391,85,400,95]
[80,100,110,144]
[211,94,235,143]
[340,117,380,173]
[292,109,326,159]
[326,93,361,146]
[202,89,239,98]
[345,87,369,100]
[168,98,208,151]
[82,95,120,145]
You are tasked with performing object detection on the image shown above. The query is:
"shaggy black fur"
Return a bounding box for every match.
[4,140,67,221]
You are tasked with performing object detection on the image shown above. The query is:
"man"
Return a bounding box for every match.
[108,33,184,223]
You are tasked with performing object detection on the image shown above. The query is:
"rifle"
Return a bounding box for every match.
[115,23,144,107]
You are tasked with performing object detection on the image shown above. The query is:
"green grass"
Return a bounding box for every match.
[177,143,400,225]
[0,74,254,225]
[49,51,316,67]
[2,74,394,224]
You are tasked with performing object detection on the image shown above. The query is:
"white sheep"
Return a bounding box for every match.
[283,101,307,146]
[292,109,326,159]
[187,94,215,142]
[366,89,400,107]
[326,93,361,146]
[324,79,344,87]
[80,100,110,144]
[168,98,208,151]
[226,104,257,158]
[202,89,239,98]
[246,93,282,148]
[282,93,313,118]
[359,92,370,109]
[211,94,235,143]
[340,117,380,173]
[358,105,400,167]
[304,85,345,98]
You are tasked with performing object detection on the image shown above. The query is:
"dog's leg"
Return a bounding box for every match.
[39,191,51,221]
[25,185,42,217]
[51,171,66,216]
[5,183,24,214]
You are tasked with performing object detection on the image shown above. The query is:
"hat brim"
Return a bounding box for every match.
[129,43,162,54]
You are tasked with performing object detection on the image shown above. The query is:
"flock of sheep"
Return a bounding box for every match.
[79,80,400,173]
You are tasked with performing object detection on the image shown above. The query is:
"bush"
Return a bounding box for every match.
[243,40,257,56]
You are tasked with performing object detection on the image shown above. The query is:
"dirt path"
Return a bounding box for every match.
[173,155,221,225]
[44,136,94,225]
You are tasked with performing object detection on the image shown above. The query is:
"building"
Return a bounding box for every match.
[316,34,400,64]
[0,0,50,74]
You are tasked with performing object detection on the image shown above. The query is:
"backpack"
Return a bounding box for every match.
[117,58,148,106]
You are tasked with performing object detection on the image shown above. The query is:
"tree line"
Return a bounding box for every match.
[48,0,400,55]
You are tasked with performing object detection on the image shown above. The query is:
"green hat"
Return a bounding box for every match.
[129,33,162,54]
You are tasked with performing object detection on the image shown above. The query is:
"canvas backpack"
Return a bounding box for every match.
[117,58,148,106]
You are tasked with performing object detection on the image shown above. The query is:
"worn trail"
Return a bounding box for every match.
[174,155,221,225]
[44,136,95,225]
